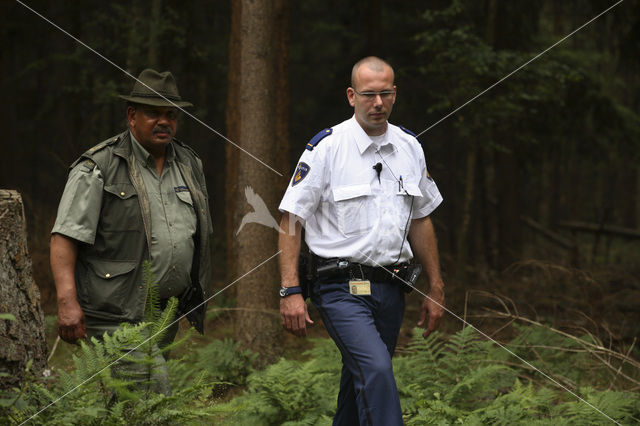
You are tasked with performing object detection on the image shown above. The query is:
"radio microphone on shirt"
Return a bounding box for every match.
[373,163,382,182]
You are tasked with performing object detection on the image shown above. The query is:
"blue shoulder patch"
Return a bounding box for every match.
[399,126,417,137]
[306,128,332,151]
[292,162,311,186]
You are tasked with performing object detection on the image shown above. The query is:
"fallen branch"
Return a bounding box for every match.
[557,220,640,239]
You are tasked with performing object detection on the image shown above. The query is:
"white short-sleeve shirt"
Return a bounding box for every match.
[279,116,442,266]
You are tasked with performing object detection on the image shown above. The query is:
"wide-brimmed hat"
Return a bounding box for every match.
[119,68,193,107]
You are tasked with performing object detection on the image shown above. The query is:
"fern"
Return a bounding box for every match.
[505,324,608,388]
[212,325,639,425]
[215,339,341,425]
[191,338,257,385]
[558,387,640,425]
[2,316,221,425]
[142,261,160,324]
[4,305,639,425]
[1,266,221,425]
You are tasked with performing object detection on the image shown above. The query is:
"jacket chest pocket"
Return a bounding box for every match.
[332,183,373,237]
[80,258,139,316]
[101,183,142,232]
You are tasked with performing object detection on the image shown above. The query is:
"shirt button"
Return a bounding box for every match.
[164,201,168,206]
[105,273,111,278]
[120,192,125,196]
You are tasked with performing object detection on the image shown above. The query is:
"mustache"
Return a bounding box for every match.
[153,125,173,135]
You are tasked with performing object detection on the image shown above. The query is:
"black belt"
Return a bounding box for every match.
[346,263,409,282]
[314,255,408,283]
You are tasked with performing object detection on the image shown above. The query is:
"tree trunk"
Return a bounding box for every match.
[495,146,521,268]
[478,146,496,269]
[225,0,242,294]
[485,0,498,45]
[126,2,144,73]
[622,166,637,229]
[274,0,290,180]
[147,0,163,69]
[0,190,48,389]
[364,0,381,54]
[234,0,285,363]
[456,139,476,276]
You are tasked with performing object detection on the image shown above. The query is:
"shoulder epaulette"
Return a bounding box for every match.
[306,128,332,151]
[399,125,417,138]
[87,134,121,154]
[78,159,96,173]
[70,133,122,169]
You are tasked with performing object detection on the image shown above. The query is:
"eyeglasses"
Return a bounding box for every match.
[353,89,395,100]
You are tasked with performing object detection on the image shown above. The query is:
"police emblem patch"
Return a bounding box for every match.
[174,185,190,192]
[292,162,310,186]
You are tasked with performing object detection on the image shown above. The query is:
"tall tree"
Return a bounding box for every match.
[147,0,163,69]
[224,0,242,293]
[233,0,289,362]
[274,0,290,175]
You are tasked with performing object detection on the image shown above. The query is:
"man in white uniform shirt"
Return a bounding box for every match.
[278,57,445,426]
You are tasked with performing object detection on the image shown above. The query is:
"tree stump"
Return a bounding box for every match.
[0,190,48,389]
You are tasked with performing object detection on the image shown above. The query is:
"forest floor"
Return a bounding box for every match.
[42,258,640,386]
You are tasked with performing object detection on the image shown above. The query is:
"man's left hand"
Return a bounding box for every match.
[280,294,314,337]
[417,282,445,338]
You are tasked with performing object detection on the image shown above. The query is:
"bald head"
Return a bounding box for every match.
[346,56,396,135]
[350,56,394,89]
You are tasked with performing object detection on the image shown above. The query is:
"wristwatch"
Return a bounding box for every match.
[279,286,303,298]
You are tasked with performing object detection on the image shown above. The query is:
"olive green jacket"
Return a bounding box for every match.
[70,131,213,333]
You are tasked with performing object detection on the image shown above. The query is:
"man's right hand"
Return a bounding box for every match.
[280,294,313,337]
[57,297,86,343]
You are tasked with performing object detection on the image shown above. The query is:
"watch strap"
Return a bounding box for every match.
[279,286,303,297]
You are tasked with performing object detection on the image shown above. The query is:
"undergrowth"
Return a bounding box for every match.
[2,301,639,424]
[1,262,222,425]
[214,326,640,425]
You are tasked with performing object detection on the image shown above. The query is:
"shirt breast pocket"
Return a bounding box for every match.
[176,190,194,206]
[175,189,197,235]
[396,180,423,225]
[332,184,373,237]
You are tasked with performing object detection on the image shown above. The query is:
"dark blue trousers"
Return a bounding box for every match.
[312,279,405,426]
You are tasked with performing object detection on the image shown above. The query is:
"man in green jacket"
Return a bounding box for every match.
[50,69,213,394]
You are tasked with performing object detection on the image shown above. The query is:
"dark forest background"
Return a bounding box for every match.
[1,0,640,357]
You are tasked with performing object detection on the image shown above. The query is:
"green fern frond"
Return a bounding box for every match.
[142,260,161,324]
[189,338,258,386]
[149,296,178,346]
[559,387,640,424]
